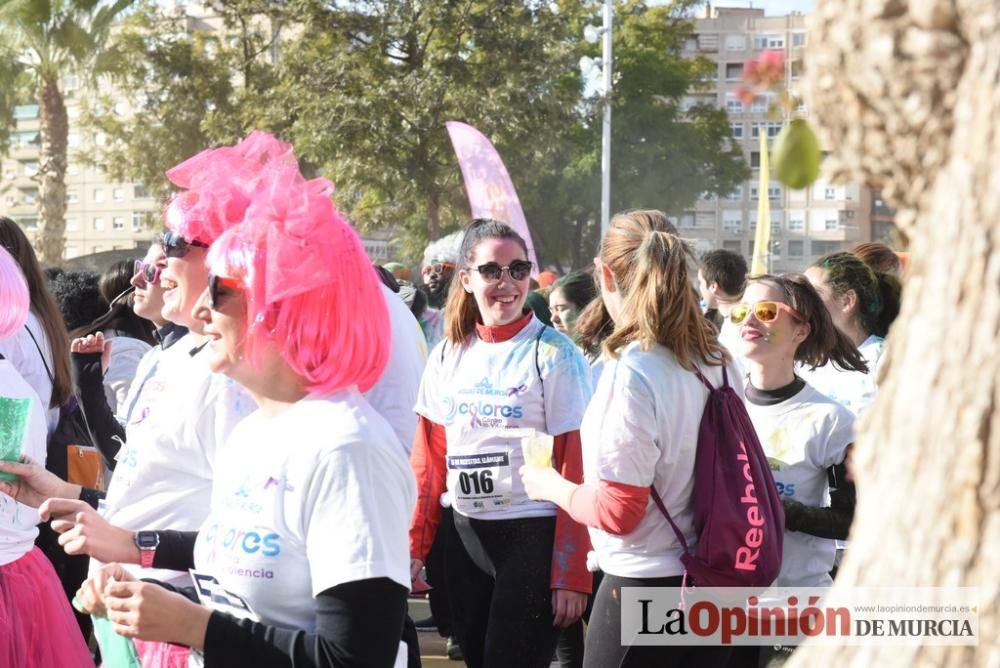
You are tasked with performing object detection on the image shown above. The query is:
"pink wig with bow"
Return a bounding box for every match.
[164,131,298,244]
[207,136,390,395]
[0,246,29,340]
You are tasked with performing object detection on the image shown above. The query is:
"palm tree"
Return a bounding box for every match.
[0,0,132,264]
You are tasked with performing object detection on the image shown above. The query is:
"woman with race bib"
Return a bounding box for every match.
[72,138,415,667]
[408,218,593,668]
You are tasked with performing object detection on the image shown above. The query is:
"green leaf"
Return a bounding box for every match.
[772,118,822,189]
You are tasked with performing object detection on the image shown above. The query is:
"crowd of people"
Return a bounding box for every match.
[0,130,904,668]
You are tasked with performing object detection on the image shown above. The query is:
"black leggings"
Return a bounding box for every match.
[446,513,560,668]
[584,573,732,668]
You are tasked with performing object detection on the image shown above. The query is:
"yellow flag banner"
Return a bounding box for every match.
[751,131,771,276]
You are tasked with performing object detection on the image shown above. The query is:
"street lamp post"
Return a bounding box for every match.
[600,0,612,239]
[583,1,614,238]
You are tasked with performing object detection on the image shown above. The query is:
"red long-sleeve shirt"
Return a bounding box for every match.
[408,416,592,594]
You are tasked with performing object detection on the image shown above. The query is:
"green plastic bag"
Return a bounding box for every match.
[92,615,141,668]
[0,397,30,483]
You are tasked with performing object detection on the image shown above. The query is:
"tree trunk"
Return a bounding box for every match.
[790,1,997,665]
[36,76,68,266]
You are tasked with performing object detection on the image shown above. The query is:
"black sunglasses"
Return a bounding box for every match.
[163,230,209,258]
[470,260,533,283]
[208,273,244,310]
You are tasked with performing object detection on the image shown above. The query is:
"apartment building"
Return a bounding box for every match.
[1,95,162,262]
[678,5,874,272]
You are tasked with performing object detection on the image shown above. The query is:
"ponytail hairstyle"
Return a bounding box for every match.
[596,210,726,370]
[0,217,72,408]
[850,241,902,276]
[443,218,529,345]
[71,260,157,344]
[751,273,869,372]
[813,251,901,338]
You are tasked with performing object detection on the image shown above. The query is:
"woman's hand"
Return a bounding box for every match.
[520,464,574,506]
[0,457,81,507]
[70,331,111,372]
[552,589,588,628]
[104,579,212,649]
[39,498,140,564]
[75,563,137,617]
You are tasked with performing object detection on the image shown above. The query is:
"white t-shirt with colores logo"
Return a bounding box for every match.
[99,332,256,583]
[743,383,855,587]
[0,360,48,566]
[416,317,592,520]
[582,342,744,579]
[193,391,415,631]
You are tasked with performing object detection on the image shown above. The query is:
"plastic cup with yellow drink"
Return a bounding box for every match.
[521,430,554,468]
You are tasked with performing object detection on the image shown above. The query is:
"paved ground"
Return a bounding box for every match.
[409,598,456,667]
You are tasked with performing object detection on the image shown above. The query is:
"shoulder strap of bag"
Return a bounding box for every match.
[650,483,692,555]
[24,324,55,383]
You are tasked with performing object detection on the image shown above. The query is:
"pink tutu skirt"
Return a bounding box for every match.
[0,547,94,667]
[133,640,190,668]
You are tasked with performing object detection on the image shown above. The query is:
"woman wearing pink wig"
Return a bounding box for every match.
[74,142,415,667]
[0,247,93,667]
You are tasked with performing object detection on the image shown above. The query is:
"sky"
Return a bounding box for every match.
[646,0,816,16]
[712,0,815,15]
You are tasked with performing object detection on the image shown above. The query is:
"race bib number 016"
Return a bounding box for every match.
[447,451,513,513]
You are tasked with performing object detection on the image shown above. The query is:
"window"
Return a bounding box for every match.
[730,122,744,139]
[133,185,151,199]
[791,60,804,80]
[725,63,744,80]
[66,190,79,204]
[695,212,715,228]
[792,32,807,48]
[750,186,759,200]
[751,95,771,113]
[17,216,38,230]
[22,190,37,205]
[113,187,126,201]
[825,187,837,200]
[23,161,39,177]
[723,240,742,253]
[725,34,747,51]
[753,34,785,49]
[725,94,744,113]
[751,151,761,168]
[93,188,105,203]
[722,210,743,234]
[66,218,79,232]
[113,216,125,230]
[726,185,743,200]
[811,240,843,255]
[788,210,806,231]
[825,218,839,230]
[751,122,783,139]
[684,38,698,51]
[677,213,695,229]
[93,217,105,231]
[132,212,143,232]
[12,131,39,147]
[4,195,13,206]
[13,105,39,120]
[788,240,804,257]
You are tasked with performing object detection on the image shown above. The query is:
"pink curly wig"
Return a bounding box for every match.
[207,137,390,395]
[0,246,29,340]
[164,131,298,244]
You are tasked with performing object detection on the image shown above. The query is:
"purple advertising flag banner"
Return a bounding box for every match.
[446,121,539,276]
